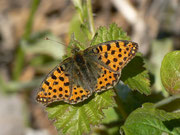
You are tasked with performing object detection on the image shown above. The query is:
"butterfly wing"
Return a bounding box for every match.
[36,57,91,105]
[84,40,138,92]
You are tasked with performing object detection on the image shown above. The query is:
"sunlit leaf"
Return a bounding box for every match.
[121,103,180,135]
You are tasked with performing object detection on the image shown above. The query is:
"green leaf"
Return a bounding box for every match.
[102,107,121,124]
[160,51,180,94]
[121,53,151,95]
[121,103,180,135]
[91,23,130,45]
[46,90,116,135]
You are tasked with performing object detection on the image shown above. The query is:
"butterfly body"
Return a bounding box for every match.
[36,40,138,105]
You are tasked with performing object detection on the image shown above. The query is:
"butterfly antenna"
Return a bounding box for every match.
[45,37,70,48]
[69,33,84,49]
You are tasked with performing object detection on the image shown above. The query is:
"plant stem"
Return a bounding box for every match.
[12,47,25,80]
[23,0,40,40]
[154,94,180,108]
[12,0,40,80]
[86,0,95,38]
[72,0,84,24]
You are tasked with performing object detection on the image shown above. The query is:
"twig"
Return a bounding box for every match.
[111,0,138,25]
[86,0,95,38]
[154,94,180,108]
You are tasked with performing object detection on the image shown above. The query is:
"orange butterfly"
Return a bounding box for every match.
[36,40,138,105]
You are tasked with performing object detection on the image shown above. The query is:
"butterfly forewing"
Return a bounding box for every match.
[91,40,138,71]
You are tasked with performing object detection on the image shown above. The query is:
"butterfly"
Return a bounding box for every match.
[36,40,138,105]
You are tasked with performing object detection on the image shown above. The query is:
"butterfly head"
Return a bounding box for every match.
[71,46,80,55]
[69,34,84,55]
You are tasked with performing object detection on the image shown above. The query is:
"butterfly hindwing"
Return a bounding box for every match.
[95,65,120,92]
[69,85,91,104]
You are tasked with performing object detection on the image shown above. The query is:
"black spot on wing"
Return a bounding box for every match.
[116,42,119,48]
[113,58,117,62]
[51,74,57,79]
[45,81,49,86]
[104,52,108,58]
[64,82,70,86]
[106,60,111,65]
[60,66,65,71]
[111,50,115,55]
[107,44,111,51]
[123,57,127,61]
[99,46,103,51]
[119,62,123,65]
[59,77,64,81]
[53,89,57,93]
[53,81,58,85]
[59,87,62,91]
[118,54,122,57]
[57,68,61,73]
